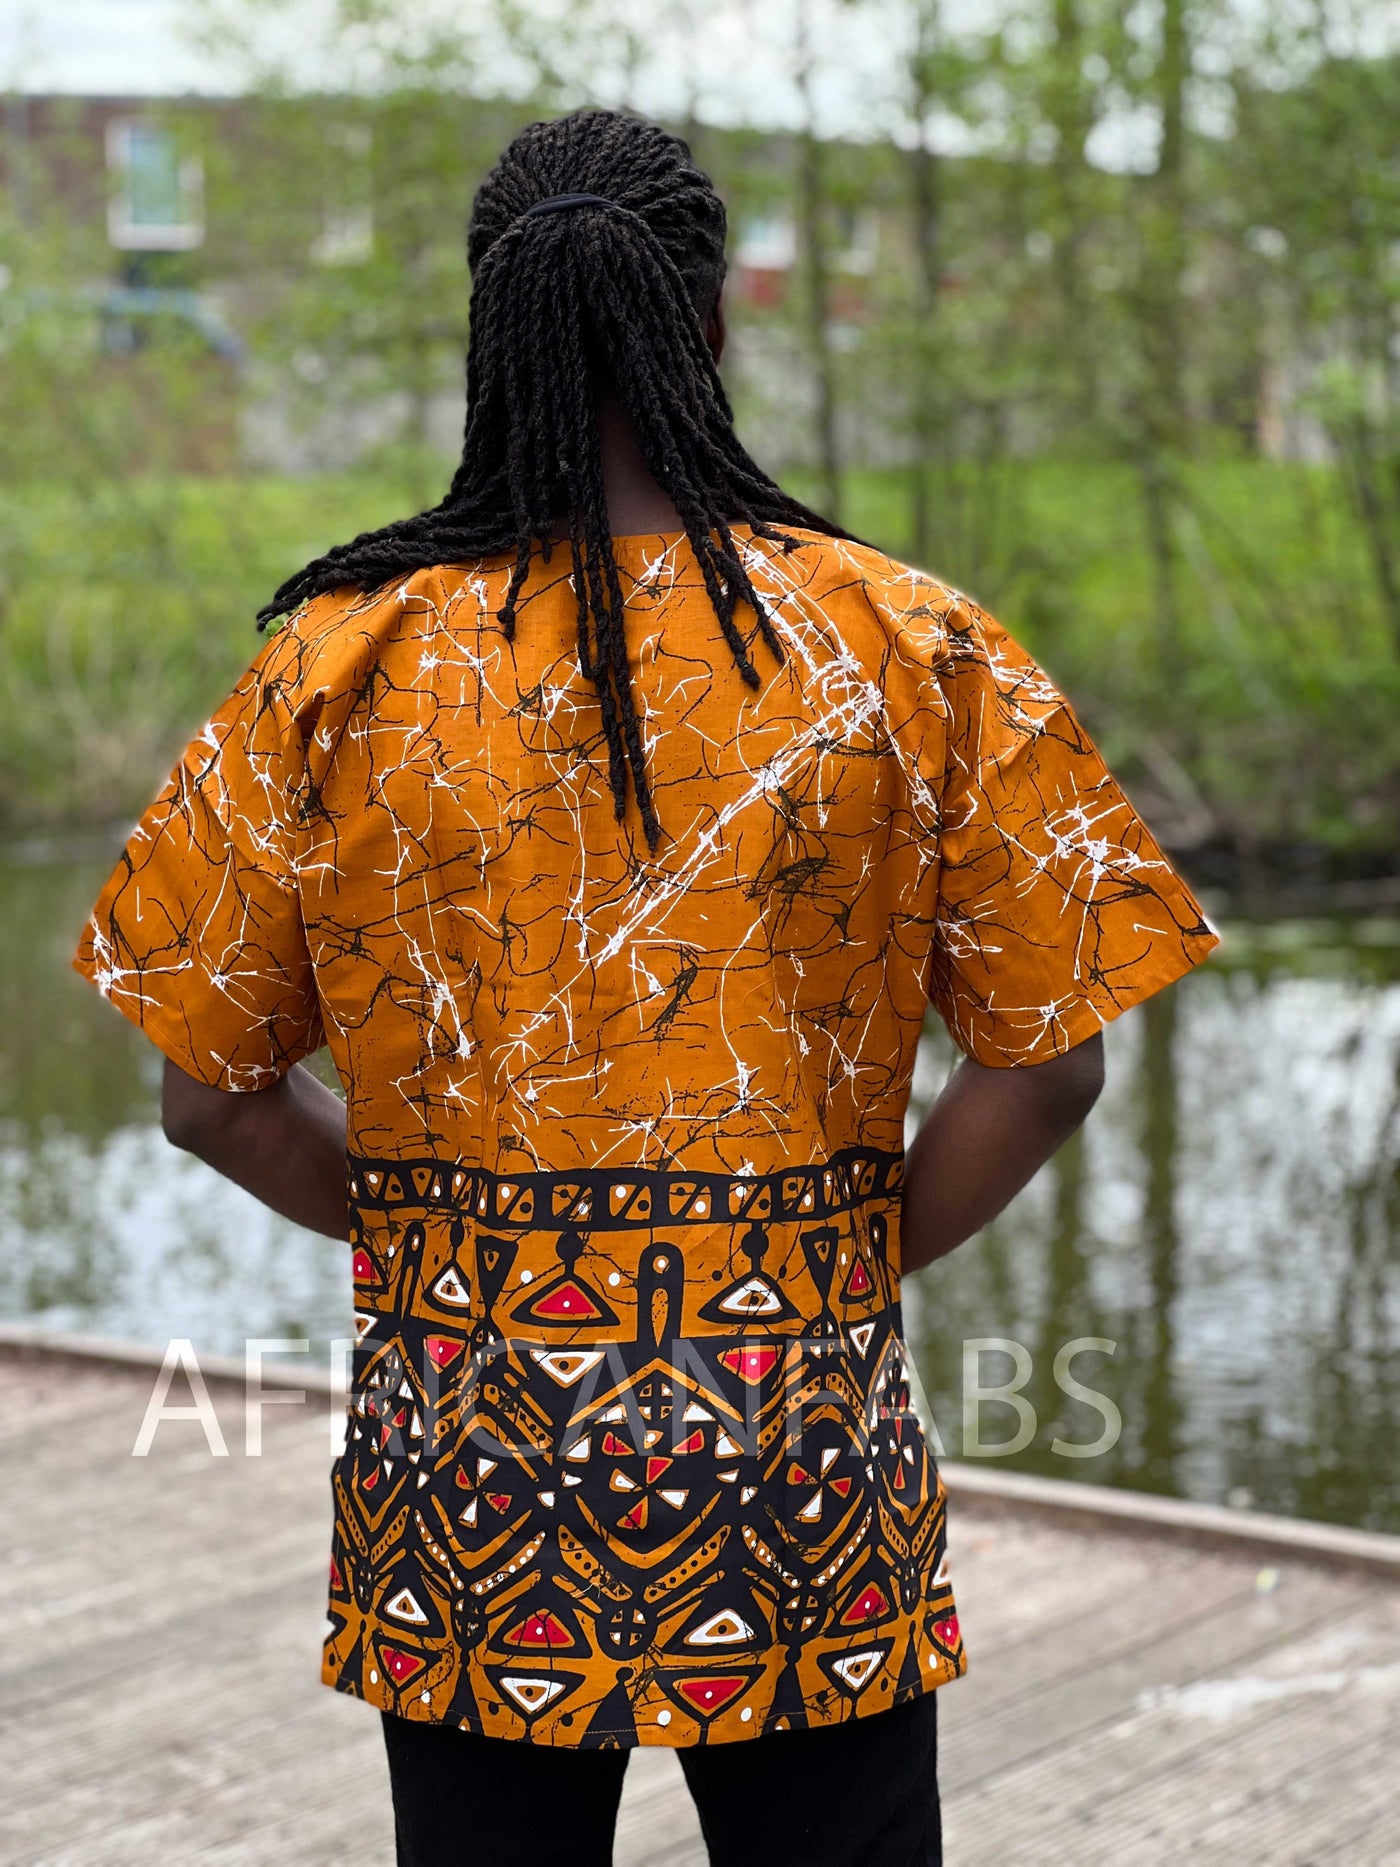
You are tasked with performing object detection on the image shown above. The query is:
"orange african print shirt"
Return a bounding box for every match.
[74,526,1219,1748]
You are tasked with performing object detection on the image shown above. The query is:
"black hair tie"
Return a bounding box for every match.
[523,192,614,218]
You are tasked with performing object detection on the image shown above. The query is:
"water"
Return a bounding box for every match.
[4,855,1398,1531]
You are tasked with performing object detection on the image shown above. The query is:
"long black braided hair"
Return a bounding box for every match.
[259,108,850,849]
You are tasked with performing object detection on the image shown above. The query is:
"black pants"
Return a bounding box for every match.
[381,1691,941,1867]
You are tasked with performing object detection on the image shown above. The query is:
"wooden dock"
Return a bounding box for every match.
[4,1344,1399,1865]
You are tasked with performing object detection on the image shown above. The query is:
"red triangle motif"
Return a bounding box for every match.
[504,1611,574,1649]
[841,1583,890,1625]
[528,1279,606,1322]
[425,1335,464,1369]
[379,1645,426,1684]
[352,1248,382,1286]
[844,1259,872,1297]
[719,1345,780,1383]
[676,1674,747,1714]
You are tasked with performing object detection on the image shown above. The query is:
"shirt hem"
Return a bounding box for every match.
[322,1648,966,1749]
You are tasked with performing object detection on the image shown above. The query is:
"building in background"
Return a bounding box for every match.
[0,90,1338,478]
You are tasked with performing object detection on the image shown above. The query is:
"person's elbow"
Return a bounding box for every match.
[1048,1032,1105,1119]
[160,1092,216,1155]
[161,1105,208,1154]
[160,1058,244,1155]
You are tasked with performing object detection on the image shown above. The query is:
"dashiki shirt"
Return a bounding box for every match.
[75,526,1219,1748]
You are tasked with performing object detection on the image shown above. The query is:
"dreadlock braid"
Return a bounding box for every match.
[259,107,851,849]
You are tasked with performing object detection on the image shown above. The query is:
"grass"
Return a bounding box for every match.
[3,451,1397,861]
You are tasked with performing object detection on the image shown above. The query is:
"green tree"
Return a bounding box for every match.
[1229,25,1400,647]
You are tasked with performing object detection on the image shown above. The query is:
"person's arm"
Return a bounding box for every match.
[901,1033,1104,1274]
[161,1057,350,1241]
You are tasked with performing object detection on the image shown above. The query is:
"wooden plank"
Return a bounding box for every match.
[940,1588,1400,1862]
[6,1352,1400,1865]
[942,1567,1368,1790]
[947,1515,1267,1679]
[1,1451,333,1678]
[615,1751,707,1867]
[3,1572,329,1809]
[943,1459,1400,1580]
[1065,1591,1400,1859]
[0,1325,339,1398]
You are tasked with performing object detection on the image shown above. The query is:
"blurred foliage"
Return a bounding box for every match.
[1,0,1398,875]
[3,456,1395,859]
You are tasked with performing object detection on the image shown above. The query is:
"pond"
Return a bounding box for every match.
[3,853,1398,1532]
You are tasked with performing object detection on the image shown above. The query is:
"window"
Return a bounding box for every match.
[735,212,798,273]
[107,120,204,252]
[734,212,797,308]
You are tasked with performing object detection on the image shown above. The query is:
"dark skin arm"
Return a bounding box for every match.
[162,1033,1103,1265]
[901,1034,1105,1273]
[161,1057,350,1240]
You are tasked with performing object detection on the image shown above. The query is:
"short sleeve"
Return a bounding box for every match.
[925,596,1220,1065]
[72,630,324,1090]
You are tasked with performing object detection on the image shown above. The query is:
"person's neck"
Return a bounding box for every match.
[548,387,684,542]
[598,387,686,534]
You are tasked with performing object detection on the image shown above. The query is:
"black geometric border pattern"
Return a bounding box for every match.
[323,1149,965,1748]
[347,1146,904,1229]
